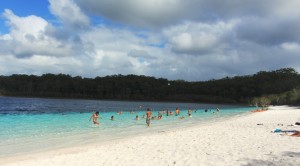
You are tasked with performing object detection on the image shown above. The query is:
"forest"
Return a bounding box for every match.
[0,68,300,105]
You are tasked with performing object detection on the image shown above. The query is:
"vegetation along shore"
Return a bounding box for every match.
[0,68,299,106]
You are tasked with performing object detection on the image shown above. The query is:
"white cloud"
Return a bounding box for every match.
[281,42,300,53]
[80,26,167,76]
[1,9,73,58]
[0,54,83,76]
[163,21,236,55]
[1,0,300,81]
[49,0,89,30]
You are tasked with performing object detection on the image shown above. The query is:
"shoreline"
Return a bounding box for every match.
[0,110,252,159]
[1,106,299,166]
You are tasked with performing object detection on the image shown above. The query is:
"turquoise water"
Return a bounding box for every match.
[0,97,254,157]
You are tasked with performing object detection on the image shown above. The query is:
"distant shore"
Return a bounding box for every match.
[1,106,299,166]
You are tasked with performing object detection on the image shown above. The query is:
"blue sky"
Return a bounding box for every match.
[0,0,300,81]
[0,1,52,32]
[0,1,49,16]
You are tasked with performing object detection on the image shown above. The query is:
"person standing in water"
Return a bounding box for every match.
[188,108,192,116]
[175,108,180,116]
[89,111,100,125]
[146,108,152,127]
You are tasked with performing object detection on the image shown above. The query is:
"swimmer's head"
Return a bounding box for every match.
[95,111,99,115]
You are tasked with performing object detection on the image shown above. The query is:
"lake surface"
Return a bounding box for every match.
[0,97,254,157]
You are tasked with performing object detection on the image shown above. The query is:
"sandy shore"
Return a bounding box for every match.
[1,106,300,166]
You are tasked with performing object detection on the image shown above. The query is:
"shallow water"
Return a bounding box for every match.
[0,97,254,157]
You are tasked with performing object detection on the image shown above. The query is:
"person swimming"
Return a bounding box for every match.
[135,115,139,120]
[111,115,114,121]
[158,115,162,120]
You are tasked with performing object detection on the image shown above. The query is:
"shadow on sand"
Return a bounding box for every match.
[243,151,300,166]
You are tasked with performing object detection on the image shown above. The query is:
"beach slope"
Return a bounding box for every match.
[1,106,300,166]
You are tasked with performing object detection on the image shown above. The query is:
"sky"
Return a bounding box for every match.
[0,0,300,81]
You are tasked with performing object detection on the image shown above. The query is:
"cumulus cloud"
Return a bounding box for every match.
[0,54,83,75]
[1,0,300,81]
[80,26,166,76]
[1,9,73,58]
[163,21,236,55]
[75,0,300,46]
[49,0,89,30]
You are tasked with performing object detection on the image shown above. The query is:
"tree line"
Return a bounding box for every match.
[0,68,299,105]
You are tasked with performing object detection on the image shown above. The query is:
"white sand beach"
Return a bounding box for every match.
[1,106,300,166]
